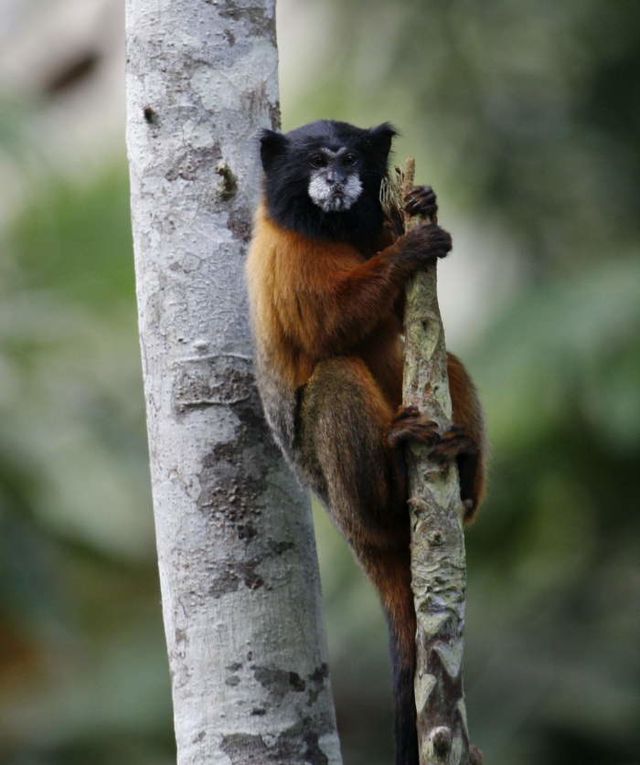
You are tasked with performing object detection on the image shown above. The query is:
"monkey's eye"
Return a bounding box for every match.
[343,152,357,166]
[309,152,327,169]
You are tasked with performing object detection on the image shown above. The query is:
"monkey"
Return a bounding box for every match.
[245,120,486,765]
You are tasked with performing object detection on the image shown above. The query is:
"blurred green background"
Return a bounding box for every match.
[1,1,639,763]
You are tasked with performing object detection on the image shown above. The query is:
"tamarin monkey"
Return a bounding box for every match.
[246,120,486,765]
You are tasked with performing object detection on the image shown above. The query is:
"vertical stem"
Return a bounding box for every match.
[402,161,479,764]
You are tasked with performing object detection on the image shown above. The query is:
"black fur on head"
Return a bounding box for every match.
[259,120,397,253]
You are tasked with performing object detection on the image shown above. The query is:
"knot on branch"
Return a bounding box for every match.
[428,725,452,758]
[216,161,238,200]
[407,496,430,517]
[428,530,444,547]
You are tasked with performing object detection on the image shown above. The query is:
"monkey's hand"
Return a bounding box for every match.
[396,223,452,270]
[404,185,438,221]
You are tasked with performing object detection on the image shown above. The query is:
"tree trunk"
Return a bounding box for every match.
[125,1,342,763]
[402,164,479,764]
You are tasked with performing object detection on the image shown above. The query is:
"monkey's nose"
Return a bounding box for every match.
[326,169,347,187]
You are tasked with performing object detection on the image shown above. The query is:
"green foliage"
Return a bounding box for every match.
[0,163,172,763]
[6,168,135,311]
[1,1,639,763]
[463,256,640,763]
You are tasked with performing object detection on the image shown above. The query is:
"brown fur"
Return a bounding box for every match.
[246,199,486,764]
[247,204,407,394]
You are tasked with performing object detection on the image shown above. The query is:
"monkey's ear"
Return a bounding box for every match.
[368,122,398,160]
[259,129,288,172]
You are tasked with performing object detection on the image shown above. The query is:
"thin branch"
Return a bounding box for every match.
[400,159,482,765]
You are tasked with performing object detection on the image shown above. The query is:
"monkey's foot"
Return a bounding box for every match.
[404,185,438,220]
[387,406,439,448]
[429,425,477,462]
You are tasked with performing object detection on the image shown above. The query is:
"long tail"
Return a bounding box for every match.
[364,546,418,765]
[388,611,418,765]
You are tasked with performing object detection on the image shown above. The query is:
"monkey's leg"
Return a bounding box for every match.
[300,357,419,765]
[387,405,440,449]
[447,352,487,521]
[300,356,408,546]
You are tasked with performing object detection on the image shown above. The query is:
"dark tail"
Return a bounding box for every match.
[387,599,418,765]
[364,546,418,765]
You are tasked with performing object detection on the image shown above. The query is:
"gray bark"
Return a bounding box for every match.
[401,163,480,764]
[125,1,342,762]
[404,264,473,765]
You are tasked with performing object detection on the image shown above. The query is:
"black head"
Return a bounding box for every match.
[259,120,397,251]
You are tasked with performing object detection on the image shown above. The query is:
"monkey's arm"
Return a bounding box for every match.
[294,225,452,357]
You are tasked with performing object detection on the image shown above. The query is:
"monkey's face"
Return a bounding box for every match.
[259,120,396,235]
[307,148,363,212]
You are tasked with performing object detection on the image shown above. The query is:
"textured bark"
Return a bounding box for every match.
[401,162,480,764]
[126,1,342,763]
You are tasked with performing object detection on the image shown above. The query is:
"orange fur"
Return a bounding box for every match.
[247,203,407,399]
[247,197,487,630]
[247,196,487,765]
[247,204,486,512]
